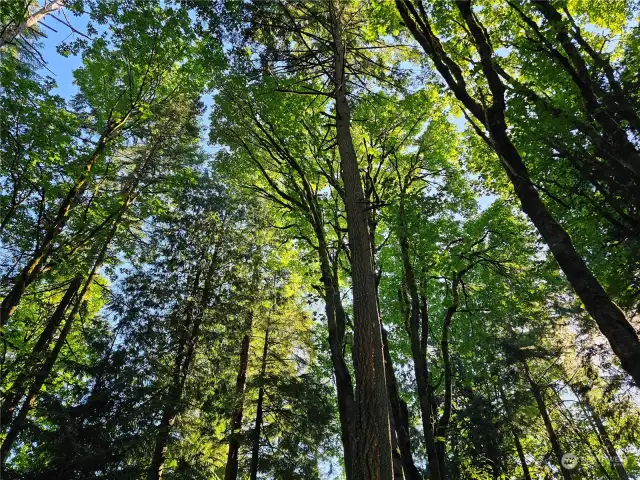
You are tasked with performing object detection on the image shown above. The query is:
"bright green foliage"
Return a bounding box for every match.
[1,1,639,479]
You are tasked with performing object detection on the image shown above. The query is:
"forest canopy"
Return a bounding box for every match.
[1,0,640,479]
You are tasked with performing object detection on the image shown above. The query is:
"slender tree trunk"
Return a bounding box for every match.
[1,275,82,426]
[147,292,197,480]
[588,404,628,480]
[397,199,441,480]
[0,299,78,464]
[224,310,254,480]
[0,174,30,236]
[408,288,440,480]
[1,271,92,463]
[551,385,612,479]
[512,427,532,480]
[147,404,178,480]
[0,0,65,48]
[0,122,128,328]
[300,142,356,480]
[316,231,355,479]
[521,361,572,480]
[388,404,405,480]
[367,178,407,480]
[271,124,357,478]
[244,109,356,478]
[0,167,145,459]
[489,126,640,385]
[0,145,143,462]
[435,278,459,478]
[250,318,270,480]
[574,388,629,480]
[395,0,640,386]
[498,383,532,480]
[328,3,392,479]
[382,328,422,480]
[148,253,218,480]
[0,199,130,461]
[325,271,356,479]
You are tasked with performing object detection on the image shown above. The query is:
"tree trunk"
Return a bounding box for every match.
[147,296,196,480]
[0,143,149,464]
[328,2,392,479]
[242,104,357,478]
[397,199,441,480]
[521,361,572,480]
[551,385,612,479]
[435,278,459,479]
[489,127,640,385]
[224,310,254,480]
[148,254,218,480]
[316,227,356,479]
[512,427,532,480]
[368,174,407,480]
[531,0,640,178]
[498,383,532,480]
[1,274,87,463]
[0,164,145,457]
[382,328,422,480]
[395,0,640,387]
[588,405,628,480]
[250,318,270,480]
[1,275,82,426]
[0,206,124,463]
[147,405,178,480]
[575,388,629,480]
[0,0,65,48]
[325,269,356,479]
[388,403,405,480]
[0,121,128,328]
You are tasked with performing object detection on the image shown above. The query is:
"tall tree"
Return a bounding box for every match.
[393,0,640,385]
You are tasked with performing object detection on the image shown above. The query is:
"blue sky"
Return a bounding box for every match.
[38,9,89,99]
[38,8,221,159]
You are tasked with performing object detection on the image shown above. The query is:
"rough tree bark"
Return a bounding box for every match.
[328,1,393,479]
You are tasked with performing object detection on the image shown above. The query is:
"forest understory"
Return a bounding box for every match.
[1,0,640,479]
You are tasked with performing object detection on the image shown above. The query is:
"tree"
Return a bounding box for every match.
[393,0,640,385]
[0,0,65,49]
[2,0,640,477]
